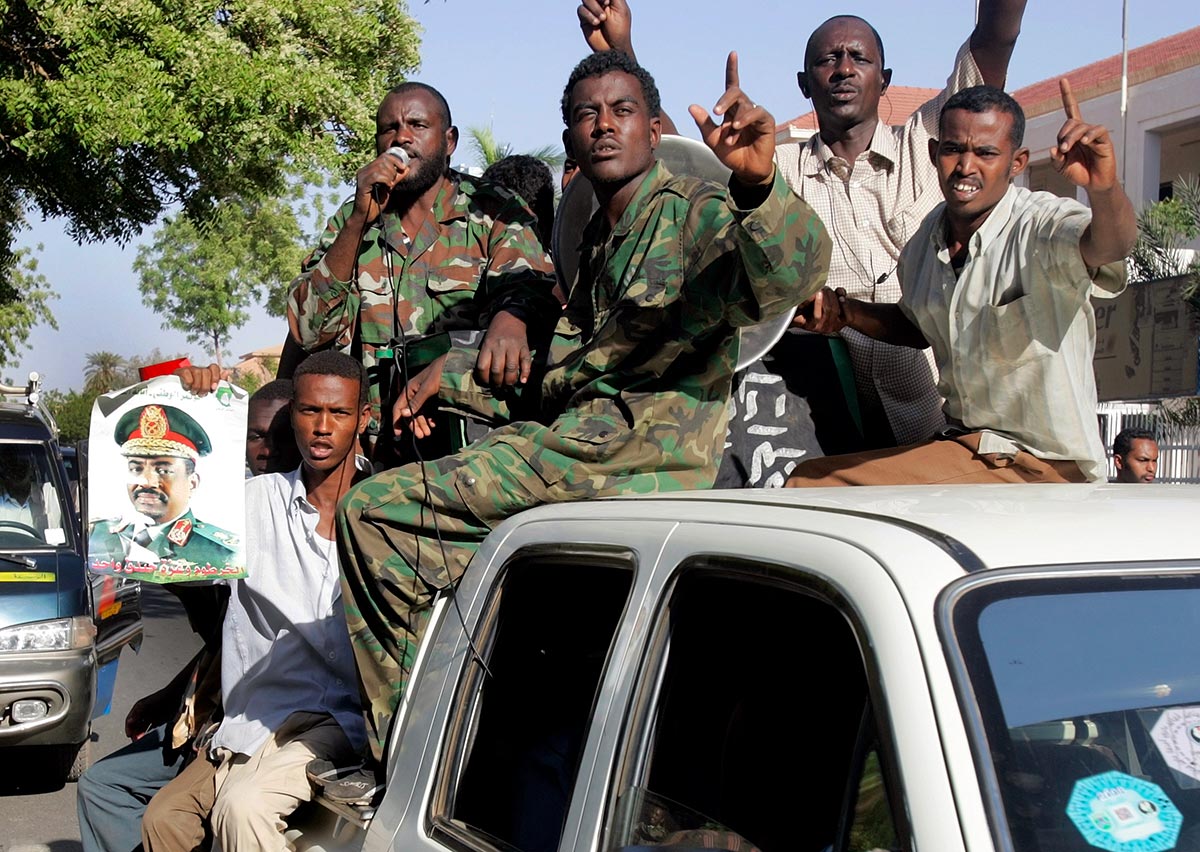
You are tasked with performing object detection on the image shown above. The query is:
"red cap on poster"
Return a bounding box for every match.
[138,358,192,381]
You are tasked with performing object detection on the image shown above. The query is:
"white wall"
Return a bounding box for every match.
[1019,64,1200,210]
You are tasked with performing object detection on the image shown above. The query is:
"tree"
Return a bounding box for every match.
[134,190,312,364]
[0,228,57,371]
[43,389,94,444]
[1130,175,1200,310]
[1130,176,1200,429]
[83,351,131,395]
[0,0,421,359]
[467,125,565,170]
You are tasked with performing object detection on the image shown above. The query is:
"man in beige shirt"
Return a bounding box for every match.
[786,84,1136,485]
[577,0,1027,485]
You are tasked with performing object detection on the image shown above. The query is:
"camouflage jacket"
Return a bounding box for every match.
[438,161,831,495]
[286,171,560,431]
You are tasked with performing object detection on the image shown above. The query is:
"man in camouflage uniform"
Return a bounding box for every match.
[89,404,239,574]
[320,51,829,799]
[286,82,560,463]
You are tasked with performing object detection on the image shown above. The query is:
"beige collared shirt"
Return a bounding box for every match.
[897,185,1127,482]
[775,40,984,444]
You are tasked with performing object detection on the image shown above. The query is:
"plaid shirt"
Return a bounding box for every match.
[775,39,984,444]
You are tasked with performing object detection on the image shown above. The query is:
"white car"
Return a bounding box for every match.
[294,484,1200,852]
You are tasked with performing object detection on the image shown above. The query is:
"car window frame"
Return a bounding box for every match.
[0,436,77,552]
[427,544,639,852]
[939,560,1200,852]
[603,555,912,852]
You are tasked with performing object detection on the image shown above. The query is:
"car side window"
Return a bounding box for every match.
[607,566,905,852]
[432,553,635,852]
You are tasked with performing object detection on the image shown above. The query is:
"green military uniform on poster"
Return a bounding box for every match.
[88,402,240,580]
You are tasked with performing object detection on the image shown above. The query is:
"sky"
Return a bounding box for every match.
[11,0,1198,392]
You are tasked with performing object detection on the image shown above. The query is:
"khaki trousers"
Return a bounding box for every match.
[785,432,1087,486]
[141,711,352,852]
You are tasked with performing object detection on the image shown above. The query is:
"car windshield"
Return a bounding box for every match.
[0,441,70,549]
[953,574,1200,852]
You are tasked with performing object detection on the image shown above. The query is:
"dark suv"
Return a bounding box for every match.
[0,374,141,780]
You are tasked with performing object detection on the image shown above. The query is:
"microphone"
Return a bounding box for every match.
[372,146,411,204]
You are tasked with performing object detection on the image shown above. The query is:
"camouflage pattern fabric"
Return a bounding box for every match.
[339,162,831,758]
[286,171,560,434]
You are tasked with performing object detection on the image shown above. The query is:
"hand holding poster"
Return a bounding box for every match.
[87,376,248,583]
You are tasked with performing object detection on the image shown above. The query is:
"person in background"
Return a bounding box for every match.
[0,447,44,528]
[483,154,556,251]
[1113,427,1159,483]
[246,379,299,477]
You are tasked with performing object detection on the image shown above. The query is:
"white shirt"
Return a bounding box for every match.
[775,39,984,444]
[0,491,35,526]
[212,463,367,756]
[897,185,1127,481]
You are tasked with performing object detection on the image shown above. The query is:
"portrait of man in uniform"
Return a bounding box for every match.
[88,403,240,574]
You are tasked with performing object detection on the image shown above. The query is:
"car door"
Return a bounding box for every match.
[569,519,972,852]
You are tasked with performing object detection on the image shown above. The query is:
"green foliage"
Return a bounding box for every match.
[0,228,58,370]
[467,124,565,170]
[235,370,264,394]
[43,388,96,443]
[133,188,316,363]
[83,350,132,395]
[0,0,421,362]
[1131,176,1200,311]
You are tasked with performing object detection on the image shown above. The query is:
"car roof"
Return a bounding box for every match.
[506,484,1199,571]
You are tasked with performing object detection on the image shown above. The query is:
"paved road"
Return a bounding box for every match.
[0,584,200,851]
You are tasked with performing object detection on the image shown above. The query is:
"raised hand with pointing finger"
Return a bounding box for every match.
[1051,78,1118,193]
[688,52,776,187]
[1047,77,1137,269]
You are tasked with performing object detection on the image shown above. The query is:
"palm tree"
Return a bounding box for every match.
[1131,174,1200,308]
[83,351,130,395]
[467,125,565,170]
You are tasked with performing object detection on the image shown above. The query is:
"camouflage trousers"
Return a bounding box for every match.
[337,440,554,760]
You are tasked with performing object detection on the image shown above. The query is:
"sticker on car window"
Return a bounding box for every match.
[1150,706,1200,788]
[45,527,66,545]
[1065,770,1181,851]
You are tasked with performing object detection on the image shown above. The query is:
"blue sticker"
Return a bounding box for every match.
[1065,771,1182,852]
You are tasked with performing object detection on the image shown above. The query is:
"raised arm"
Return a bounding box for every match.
[1052,79,1137,269]
[577,0,679,134]
[688,53,832,325]
[970,0,1028,88]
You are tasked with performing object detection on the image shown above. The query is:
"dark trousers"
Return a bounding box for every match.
[77,725,185,852]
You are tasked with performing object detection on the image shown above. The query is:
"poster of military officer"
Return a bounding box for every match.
[87,377,247,582]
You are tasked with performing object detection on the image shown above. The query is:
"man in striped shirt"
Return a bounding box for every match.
[786,84,1136,485]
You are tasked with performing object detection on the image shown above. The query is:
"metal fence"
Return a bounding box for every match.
[1097,402,1200,483]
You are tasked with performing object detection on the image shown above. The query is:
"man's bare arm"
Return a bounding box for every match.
[577,0,680,135]
[796,287,929,349]
[970,0,1028,88]
[1052,79,1138,268]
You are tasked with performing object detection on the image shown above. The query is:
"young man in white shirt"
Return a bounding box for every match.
[140,351,372,851]
[787,82,1137,485]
